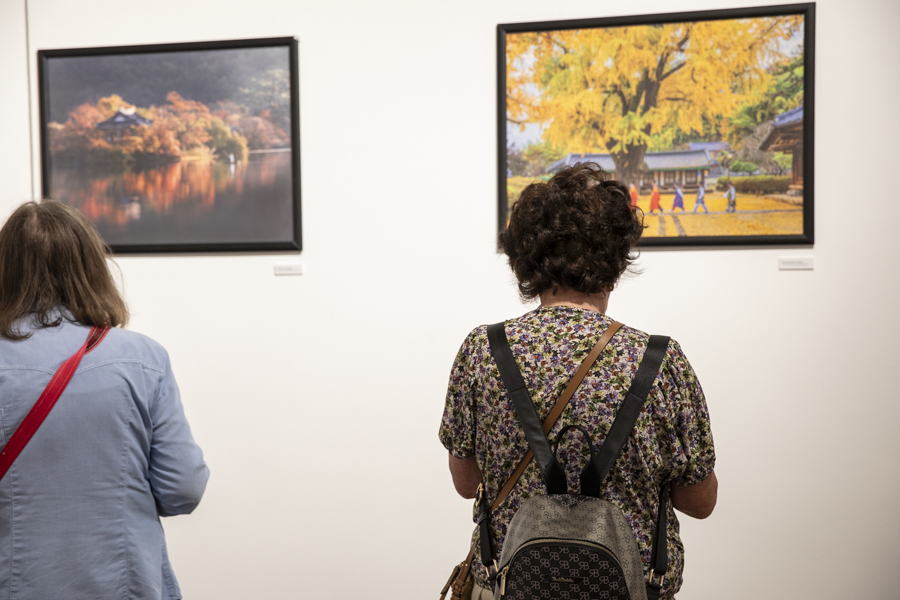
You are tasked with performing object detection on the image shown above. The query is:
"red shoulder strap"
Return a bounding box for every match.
[0,325,111,481]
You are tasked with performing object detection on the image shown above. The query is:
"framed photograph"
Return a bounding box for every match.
[498,3,814,246]
[38,37,301,253]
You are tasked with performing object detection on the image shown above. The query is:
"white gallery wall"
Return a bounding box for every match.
[1,0,899,597]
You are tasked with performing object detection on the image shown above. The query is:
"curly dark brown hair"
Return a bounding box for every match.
[499,162,644,300]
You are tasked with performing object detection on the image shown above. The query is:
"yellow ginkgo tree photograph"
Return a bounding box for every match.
[498,4,814,246]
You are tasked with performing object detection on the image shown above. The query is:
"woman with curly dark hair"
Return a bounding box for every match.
[439,163,717,600]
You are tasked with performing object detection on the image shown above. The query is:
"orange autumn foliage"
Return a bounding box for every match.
[49,93,249,167]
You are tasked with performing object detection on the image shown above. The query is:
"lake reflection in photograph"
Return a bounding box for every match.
[52,151,293,247]
[38,38,301,252]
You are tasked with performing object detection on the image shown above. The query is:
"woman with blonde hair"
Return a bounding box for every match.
[0,200,208,600]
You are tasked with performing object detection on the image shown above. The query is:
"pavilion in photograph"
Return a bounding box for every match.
[548,149,719,190]
[95,107,152,141]
[760,105,804,194]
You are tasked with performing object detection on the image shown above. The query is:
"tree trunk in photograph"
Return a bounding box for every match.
[610,143,647,189]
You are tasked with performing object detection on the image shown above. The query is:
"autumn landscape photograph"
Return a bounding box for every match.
[40,39,298,251]
[503,11,809,243]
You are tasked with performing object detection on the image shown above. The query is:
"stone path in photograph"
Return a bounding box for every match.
[669,214,687,236]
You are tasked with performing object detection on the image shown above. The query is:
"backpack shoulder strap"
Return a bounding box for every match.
[592,334,669,483]
[587,334,671,600]
[487,322,566,495]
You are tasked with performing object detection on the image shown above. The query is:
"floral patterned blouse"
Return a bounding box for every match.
[439,306,715,599]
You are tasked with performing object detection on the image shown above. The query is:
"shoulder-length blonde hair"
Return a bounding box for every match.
[0,200,128,340]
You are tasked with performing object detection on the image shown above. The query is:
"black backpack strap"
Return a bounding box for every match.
[483,321,567,584]
[475,486,495,580]
[487,322,567,495]
[586,334,670,599]
[647,483,670,600]
[592,335,669,483]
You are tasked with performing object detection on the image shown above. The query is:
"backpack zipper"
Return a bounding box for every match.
[500,538,625,597]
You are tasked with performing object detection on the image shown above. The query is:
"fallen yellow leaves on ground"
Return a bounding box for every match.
[505,185,803,238]
[640,192,803,237]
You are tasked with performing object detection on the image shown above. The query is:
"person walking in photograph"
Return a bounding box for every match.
[649,182,663,214]
[671,182,685,212]
[724,182,737,213]
[629,183,639,208]
[693,179,709,213]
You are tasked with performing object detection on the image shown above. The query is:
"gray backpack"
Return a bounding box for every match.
[484,323,670,600]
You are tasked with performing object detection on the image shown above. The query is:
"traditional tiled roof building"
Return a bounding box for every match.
[96,107,152,129]
[548,149,718,190]
[688,141,729,153]
[760,105,803,192]
[95,107,152,140]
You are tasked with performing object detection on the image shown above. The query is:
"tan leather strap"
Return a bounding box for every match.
[440,545,476,599]
[489,321,623,512]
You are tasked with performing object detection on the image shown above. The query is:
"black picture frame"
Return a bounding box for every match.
[498,3,815,247]
[38,37,301,254]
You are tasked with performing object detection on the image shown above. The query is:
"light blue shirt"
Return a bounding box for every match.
[0,313,209,599]
[724,186,736,201]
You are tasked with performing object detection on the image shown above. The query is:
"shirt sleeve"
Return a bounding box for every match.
[659,340,715,486]
[148,352,210,517]
[438,332,478,459]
